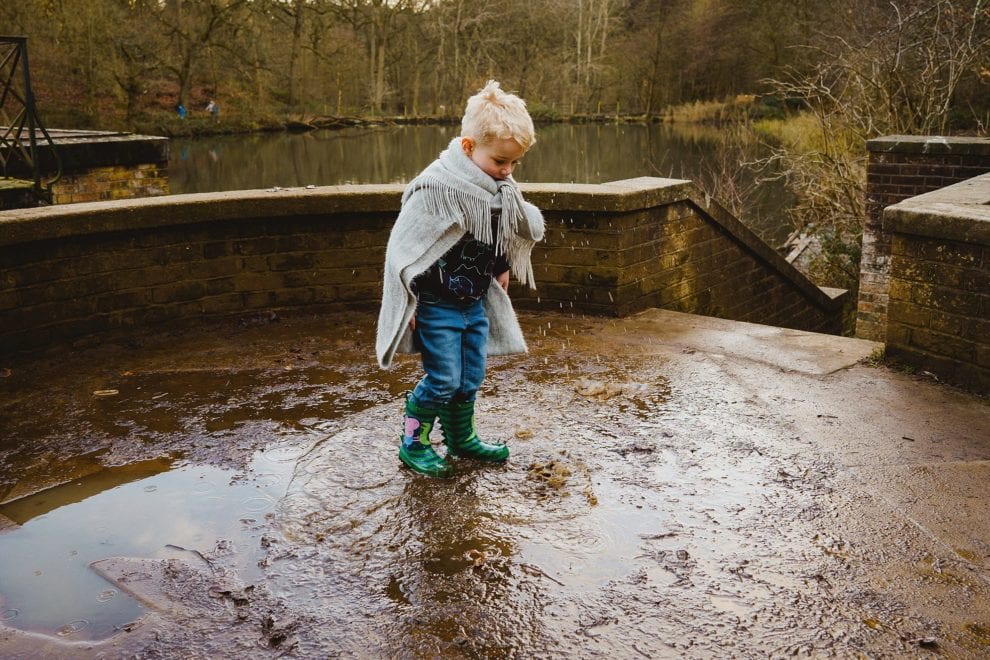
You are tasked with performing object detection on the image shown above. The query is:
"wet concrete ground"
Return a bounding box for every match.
[0,308,988,658]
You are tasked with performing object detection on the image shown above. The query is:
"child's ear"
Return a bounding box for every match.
[460,137,475,156]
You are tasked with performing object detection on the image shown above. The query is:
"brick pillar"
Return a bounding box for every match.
[857,136,990,340]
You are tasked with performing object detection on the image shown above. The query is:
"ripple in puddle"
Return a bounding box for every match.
[56,619,89,637]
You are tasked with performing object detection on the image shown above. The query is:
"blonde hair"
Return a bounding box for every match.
[461,80,536,150]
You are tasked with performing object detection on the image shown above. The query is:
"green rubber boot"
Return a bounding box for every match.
[398,396,453,478]
[438,400,510,462]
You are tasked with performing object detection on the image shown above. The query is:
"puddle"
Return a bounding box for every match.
[0,446,301,641]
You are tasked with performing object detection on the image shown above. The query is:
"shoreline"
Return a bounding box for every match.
[133,112,689,139]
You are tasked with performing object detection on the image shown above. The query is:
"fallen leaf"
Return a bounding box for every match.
[465,548,487,566]
[575,379,606,397]
[907,637,938,648]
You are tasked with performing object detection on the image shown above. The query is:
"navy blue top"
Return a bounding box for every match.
[412,213,509,304]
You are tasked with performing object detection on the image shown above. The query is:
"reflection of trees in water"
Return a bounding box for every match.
[530,122,792,246]
[169,123,792,245]
[383,475,547,655]
[170,126,455,193]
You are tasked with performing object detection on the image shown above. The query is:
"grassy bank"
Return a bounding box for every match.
[40,95,787,139]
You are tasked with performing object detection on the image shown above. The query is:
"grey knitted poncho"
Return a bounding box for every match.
[375,137,544,369]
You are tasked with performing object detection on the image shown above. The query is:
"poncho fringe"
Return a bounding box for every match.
[406,171,537,290]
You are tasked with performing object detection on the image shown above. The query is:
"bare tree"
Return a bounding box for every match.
[327,0,431,114]
[7,0,989,133]
[569,0,625,112]
[758,0,990,289]
[143,0,252,109]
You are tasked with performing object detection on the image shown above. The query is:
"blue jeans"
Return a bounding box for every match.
[411,299,489,409]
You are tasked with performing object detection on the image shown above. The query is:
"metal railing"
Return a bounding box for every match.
[0,35,60,203]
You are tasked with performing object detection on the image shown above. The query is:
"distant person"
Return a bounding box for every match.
[376,80,544,477]
[206,99,220,123]
[176,104,187,119]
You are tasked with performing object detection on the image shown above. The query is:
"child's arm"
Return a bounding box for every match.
[496,271,510,292]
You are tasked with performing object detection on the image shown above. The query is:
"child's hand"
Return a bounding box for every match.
[409,315,416,331]
[496,271,510,292]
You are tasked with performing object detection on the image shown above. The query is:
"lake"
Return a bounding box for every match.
[168,122,794,247]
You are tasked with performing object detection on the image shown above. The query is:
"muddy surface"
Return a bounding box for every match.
[0,309,988,658]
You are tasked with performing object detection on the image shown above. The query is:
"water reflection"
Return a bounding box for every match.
[170,125,458,191]
[383,474,526,653]
[0,457,174,525]
[169,123,793,245]
[0,449,298,641]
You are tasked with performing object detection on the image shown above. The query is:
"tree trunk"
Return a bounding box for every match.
[178,48,195,109]
[287,0,305,110]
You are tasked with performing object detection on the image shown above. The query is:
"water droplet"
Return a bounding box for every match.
[262,444,308,463]
[56,619,89,636]
[193,480,216,494]
[96,589,117,603]
[253,473,282,488]
[242,496,276,513]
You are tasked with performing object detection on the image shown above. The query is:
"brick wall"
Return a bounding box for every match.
[516,190,844,333]
[51,163,170,204]
[0,178,847,356]
[883,173,990,393]
[858,136,990,340]
[2,131,170,208]
[0,182,36,211]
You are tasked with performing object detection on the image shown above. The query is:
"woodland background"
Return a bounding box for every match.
[3,0,988,133]
[2,0,989,293]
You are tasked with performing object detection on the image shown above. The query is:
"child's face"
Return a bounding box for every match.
[461,137,526,180]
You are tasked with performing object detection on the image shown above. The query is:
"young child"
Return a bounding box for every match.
[376,80,544,477]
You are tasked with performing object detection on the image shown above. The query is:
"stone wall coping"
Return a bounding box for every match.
[883,172,990,246]
[0,177,695,248]
[0,175,841,310]
[521,176,697,211]
[867,135,990,156]
[0,184,405,247]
